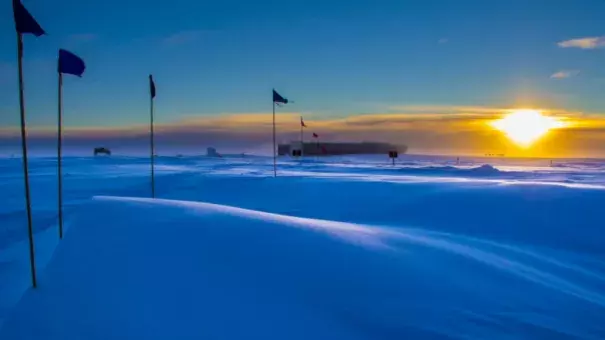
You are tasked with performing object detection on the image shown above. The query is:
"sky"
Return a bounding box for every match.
[2,0,605,157]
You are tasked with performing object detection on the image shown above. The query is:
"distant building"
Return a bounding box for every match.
[94,147,111,156]
[206,147,221,157]
[278,141,406,156]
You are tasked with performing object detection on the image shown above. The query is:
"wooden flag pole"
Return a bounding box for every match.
[57,71,64,239]
[17,32,37,288]
[150,92,155,198]
[273,101,276,177]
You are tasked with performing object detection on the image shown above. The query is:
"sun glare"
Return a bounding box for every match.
[490,109,565,147]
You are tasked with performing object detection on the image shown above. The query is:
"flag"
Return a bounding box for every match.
[58,49,85,77]
[12,0,45,36]
[273,89,288,104]
[301,117,307,127]
[313,132,318,138]
[149,75,156,98]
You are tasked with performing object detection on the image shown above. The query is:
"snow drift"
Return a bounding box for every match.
[2,196,605,339]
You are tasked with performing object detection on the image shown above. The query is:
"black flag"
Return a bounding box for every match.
[273,89,287,104]
[12,0,45,36]
[149,75,156,98]
[58,49,86,76]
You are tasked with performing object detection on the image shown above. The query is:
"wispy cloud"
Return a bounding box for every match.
[558,36,605,49]
[550,70,580,79]
[3,106,602,157]
[162,30,205,46]
[1,106,584,137]
[385,105,580,118]
[438,38,448,44]
[387,105,505,115]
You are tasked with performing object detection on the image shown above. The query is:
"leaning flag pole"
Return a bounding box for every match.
[57,49,85,240]
[272,89,288,176]
[16,30,37,288]
[13,0,45,288]
[57,71,63,238]
[272,99,276,176]
[149,75,156,197]
[300,116,303,158]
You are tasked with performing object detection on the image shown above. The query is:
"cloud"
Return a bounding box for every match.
[2,107,603,157]
[162,30,205,46]
[384,105,579,118]
[438,38,448,44]
[2,106,581,140]
[550,70,579,79]
[387,105,506,115]
[558,36,605,49]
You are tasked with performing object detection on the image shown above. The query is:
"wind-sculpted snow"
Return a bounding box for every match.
[1,155,604,338]
[2,196,605,339]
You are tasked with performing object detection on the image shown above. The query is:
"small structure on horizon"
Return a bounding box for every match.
[388,150,398,165]
[94,147,111,156]
[206,147,222,157]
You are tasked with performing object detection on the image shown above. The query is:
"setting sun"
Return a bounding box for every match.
[490,109,566,147]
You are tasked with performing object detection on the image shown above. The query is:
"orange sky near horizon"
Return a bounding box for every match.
[2,105,605,158]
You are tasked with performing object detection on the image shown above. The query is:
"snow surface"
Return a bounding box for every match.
[1,155,605,339]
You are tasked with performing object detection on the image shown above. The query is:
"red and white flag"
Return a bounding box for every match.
[313,132,318,138]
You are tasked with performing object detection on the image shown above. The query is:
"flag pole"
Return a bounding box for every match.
[57,71,64,239]
[150,89,155,198]
[273,100,276,177]
[300,116,303,158]
[16,32,37,288]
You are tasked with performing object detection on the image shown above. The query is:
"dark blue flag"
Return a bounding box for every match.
[12,0,45,36]
[149,75,156,98]
[58,49,85,77]
[273,89,288,104]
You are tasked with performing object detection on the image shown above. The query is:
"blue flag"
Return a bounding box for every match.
[149,75,156,98]
[58,49,86,77]
[273,89,288,104]
[12,0,45,36]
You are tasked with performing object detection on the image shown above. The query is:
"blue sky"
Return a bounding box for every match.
[2,0,605,156]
